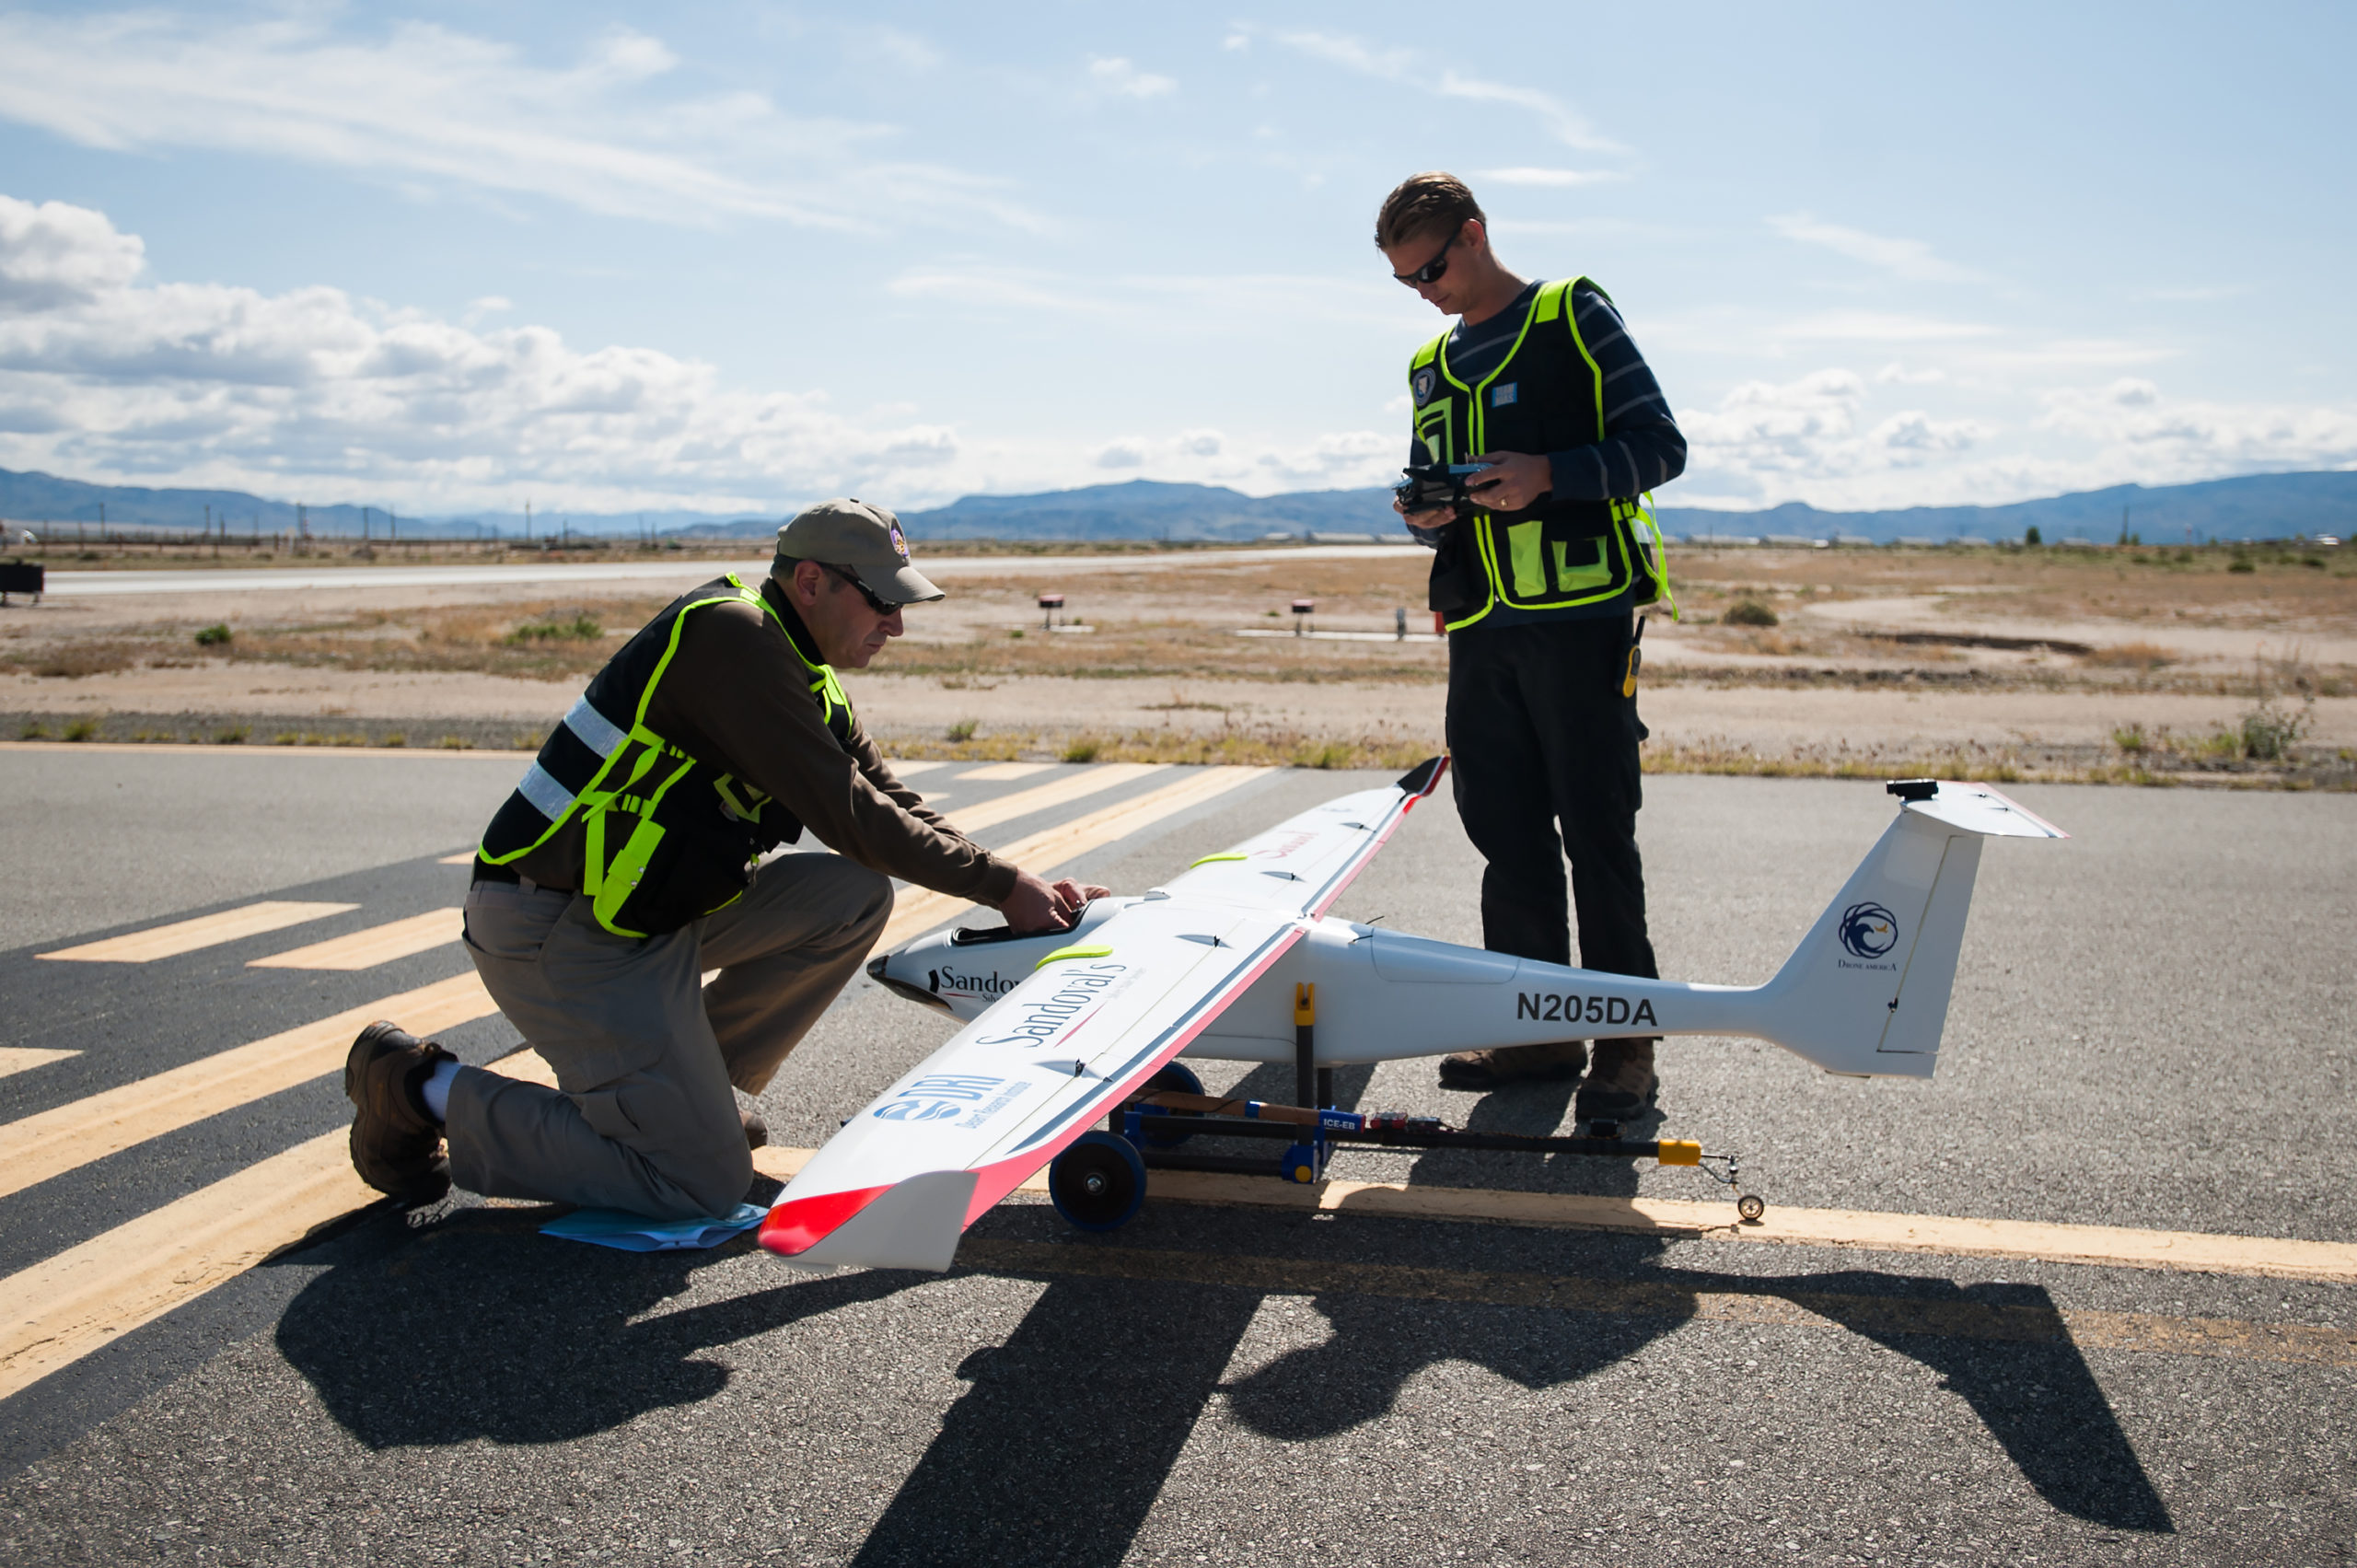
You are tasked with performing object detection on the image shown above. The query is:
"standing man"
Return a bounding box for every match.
[1377,172,1685,1125]
[344,500,1105,1217]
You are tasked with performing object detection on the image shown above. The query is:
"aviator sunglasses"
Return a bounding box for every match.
[1392,224,1461,286]
[821,562,905,616]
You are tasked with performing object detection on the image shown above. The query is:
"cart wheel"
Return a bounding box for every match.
[1136,1061,1205,1148]
[1050,1131,1147,1232]
[1736,1193,1767,1224]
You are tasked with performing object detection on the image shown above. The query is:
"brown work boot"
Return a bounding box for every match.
[1438,1039,1587,1091]
[345,1021,455,1205]
[740,1107,770,1150]
[1576,1038,1659,1126]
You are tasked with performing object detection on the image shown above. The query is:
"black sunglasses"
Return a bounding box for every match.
[820,562,904,616]
[1392,225,1461,286]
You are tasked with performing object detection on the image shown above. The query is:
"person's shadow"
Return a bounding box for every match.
[274,1202,917,1449]
[860,1064,2169,1562]
[279,1075,2171,1562]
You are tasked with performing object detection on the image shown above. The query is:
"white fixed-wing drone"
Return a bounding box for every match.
[758,759,2065,1272]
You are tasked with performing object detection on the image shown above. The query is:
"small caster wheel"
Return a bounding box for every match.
[1135,1061,1204,1149]
[1736,1193,1767,1224]
[1050,1131,1147,1232]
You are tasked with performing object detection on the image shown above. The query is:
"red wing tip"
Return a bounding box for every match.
[758,1183,888,1258]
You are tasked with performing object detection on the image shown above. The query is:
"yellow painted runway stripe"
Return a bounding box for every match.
[1136,1170,2357,1284]
[956,761,1054,781]
[0,1049,78,1082]
[249,908,464,971]
[955,1239,2357,1370]
[877,764,1270,950]
[38,900,358,963]
[0,1129,376,1402]
[0,972,495,1202]
[926,761,1162,834]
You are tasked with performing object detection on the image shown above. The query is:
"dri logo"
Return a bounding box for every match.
[873,1099,962,1122]
[1839,902,1899,960]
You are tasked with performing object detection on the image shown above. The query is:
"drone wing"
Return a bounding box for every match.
[1155,755,1446,918]
[760,896,1300,1271]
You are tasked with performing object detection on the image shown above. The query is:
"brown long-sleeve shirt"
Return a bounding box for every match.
[511,580,1018,905]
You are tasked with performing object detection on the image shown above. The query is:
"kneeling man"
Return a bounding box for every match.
[343,500,1099,1218]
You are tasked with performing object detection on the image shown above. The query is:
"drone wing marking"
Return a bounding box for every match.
[1156,754,1446,919]
[761,897,1299,1271]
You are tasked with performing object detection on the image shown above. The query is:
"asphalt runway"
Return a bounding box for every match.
[0,747,2351,1565]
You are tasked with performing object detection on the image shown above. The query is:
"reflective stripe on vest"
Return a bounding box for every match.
[476,574,851,935]
[1409,277,1675,631]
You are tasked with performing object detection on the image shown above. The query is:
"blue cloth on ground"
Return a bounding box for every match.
[540,1202,765,1252]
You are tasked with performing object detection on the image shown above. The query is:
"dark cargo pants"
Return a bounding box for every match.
[445,850,893,1219]
[1445,612,1660,988]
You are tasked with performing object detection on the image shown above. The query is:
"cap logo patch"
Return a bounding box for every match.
[888,520,910,561]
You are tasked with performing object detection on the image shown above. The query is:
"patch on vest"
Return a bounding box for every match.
[1412,367,1437,407]
[888,520,910,561]
[1491,382,1518,408]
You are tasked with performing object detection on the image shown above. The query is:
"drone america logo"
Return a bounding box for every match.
[1838,901,1900,962]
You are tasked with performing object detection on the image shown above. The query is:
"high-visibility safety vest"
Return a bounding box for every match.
[477,574,853,938]
[1408,276,1674,633]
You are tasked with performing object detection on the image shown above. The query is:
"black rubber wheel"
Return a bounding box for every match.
[1049,1131,1147,1232]
[1736,1193,1767,1224]
[1136,1061,1205,1148]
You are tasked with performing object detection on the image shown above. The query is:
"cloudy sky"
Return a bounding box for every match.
[0,1,2350,517]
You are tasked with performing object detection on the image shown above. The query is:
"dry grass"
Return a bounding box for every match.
[2082,641,2176,668]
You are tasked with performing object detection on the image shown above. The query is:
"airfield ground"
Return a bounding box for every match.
[0,749,2351,1565]
[1,541,2352,786]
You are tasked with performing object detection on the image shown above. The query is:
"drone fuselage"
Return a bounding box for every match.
[873,907,1775,1069]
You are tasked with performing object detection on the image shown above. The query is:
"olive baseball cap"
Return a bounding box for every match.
[772,498,944,604]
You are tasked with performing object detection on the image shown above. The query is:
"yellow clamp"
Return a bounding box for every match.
[1655,1139,1701,1167]
[1293,982,1315,1026]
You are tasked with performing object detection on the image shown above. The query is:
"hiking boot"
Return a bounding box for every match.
[1576,1038,1659,1127]
[345,1021,455,1205]
[741,1107,770,1150]
[1438,1040,1587,1091]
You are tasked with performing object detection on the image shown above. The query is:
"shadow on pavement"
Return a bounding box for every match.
[274,1206,916,1449]
[276,1077,2169,1562]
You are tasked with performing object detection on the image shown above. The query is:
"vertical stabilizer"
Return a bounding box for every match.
[1759,782,2063,1077]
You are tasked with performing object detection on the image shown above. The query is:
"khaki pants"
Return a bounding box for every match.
[447,852,893,1219]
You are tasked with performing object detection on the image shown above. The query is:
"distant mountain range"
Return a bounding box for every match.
[3,466,2351,546]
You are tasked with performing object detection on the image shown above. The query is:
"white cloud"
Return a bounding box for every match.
[1271,30,1623,154]
[0,193,968,512]
[1254,429,1396,489]
[1086,56,1176,99]
[2038,378,2357,476]
[1678,362,2357,509]
[0,11,1038,235]
[1767,213,1983,284]
[0,193,1408,510]
[1477,168,1624,188]
[0,196,145,309]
